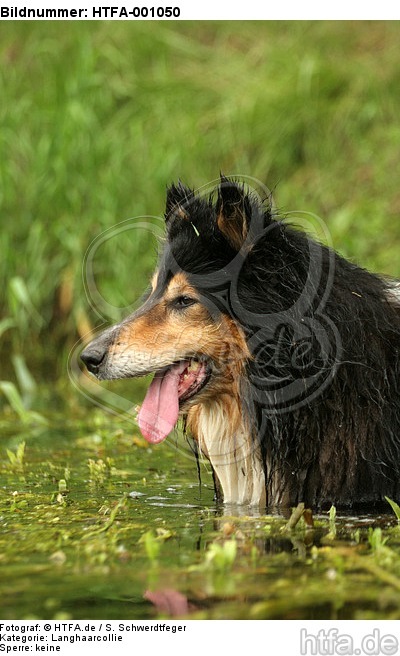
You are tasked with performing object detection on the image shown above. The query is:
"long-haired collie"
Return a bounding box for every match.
[81,176,400,510]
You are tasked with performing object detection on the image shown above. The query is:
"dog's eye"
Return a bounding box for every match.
[172,295,197,309]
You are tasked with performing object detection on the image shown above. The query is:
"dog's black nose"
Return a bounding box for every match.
[81,345,106,373]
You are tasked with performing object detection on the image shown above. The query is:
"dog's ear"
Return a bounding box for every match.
[216,175,252,250]
[165,182,194,224]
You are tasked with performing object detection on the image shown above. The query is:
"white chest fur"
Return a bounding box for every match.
[193,402,266,507]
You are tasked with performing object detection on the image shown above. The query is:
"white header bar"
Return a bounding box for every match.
[0,1,398,20]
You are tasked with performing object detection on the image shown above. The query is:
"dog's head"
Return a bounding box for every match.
[81,177,275,443]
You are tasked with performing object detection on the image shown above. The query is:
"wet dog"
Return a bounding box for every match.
[81,177,400,509]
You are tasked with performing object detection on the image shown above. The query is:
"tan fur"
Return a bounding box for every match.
[106,270,263,505]
[217,206,248,250]
[108,272,250,384]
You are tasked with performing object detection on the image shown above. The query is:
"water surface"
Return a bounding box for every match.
[1,393,400,620]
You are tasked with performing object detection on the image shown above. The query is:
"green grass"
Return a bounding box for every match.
[1,21,400,379]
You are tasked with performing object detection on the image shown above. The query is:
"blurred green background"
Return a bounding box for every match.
[1,20,400,389]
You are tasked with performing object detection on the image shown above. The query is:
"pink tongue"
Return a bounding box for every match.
[138,362,188,444]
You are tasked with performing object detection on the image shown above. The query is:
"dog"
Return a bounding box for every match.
[81,176,400,510]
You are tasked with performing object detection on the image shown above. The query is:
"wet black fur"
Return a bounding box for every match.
[160,177,400,510]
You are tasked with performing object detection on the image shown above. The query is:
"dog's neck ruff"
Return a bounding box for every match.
[189,400,266,506]
[387,281,400,306]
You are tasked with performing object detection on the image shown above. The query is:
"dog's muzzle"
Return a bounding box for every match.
[81,327,117,377]
[81,344,106,375]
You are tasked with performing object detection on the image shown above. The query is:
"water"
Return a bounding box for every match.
[1,394,400,620]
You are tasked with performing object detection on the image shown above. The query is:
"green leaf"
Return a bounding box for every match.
[0,381,30,422]
[328,505,337,523]
[0,318,15,340]
[204,540,237,571]
[139,530,161,561]
[385,496,400,522]
[6,441,25,472]
[12,354,37,397]
[0,380,47,425]
[9,276,44,327]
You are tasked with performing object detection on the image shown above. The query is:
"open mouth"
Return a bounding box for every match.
[137,358,211,445]
[177,358,211,403]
